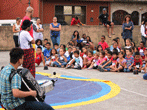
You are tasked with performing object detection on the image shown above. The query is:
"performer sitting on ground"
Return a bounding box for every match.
[0,48,54,110]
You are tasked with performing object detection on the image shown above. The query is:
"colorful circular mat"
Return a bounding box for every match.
[0,72,120,110]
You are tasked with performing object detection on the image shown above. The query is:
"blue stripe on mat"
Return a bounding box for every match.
[49,82,111,106]
[60,75,89,79]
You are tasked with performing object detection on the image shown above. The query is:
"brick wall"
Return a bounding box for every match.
[0,25,142,50]
[0,0,110,25]
[0,0,39,20]
[41,1,110,25]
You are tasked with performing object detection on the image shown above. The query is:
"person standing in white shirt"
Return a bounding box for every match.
[33,18,44,41]
[13,17,21,47]
[141,19,147,46]
[19,20,36,77]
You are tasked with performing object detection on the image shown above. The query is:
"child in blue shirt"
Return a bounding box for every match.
[54,43,60,53]
[124,48,134,72]
[53,48,67,68]
[66,50,83,69]
[65,47,72,62]
[44,42,52,64]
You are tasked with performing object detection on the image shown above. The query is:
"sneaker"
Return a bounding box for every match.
[51,62,54,67]
[66,65,71,69]
[141,70,145,73]
[108,36,111,38]
[44,66,48,70]
[100,68,105,72]
[77,66,82,70]
[93,66,98,69]
[98,66,101,70]
[133,70,138,75]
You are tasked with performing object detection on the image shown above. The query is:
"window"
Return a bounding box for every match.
[142,12,147,23]
[131,11,139,25]
[112,10,128,25]
[55,6,86,25]
[112,10,139,25]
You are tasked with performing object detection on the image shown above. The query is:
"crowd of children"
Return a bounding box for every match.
[35,33,147,76]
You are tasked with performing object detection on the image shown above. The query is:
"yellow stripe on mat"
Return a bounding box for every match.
[0,72,120,110]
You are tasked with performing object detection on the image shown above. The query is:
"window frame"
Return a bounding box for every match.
[54,5,87,25]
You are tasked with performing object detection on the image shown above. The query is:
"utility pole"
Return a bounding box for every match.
[28,0,31,6]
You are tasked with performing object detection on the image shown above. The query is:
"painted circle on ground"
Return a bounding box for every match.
[36,72,121,109]
[0,72,121,110]
[36,74,109,106]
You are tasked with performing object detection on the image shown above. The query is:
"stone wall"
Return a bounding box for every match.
[0,25,142,51]
[110,3,147,25]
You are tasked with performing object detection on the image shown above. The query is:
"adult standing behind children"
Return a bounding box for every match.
[50,17,61,46]
[20,6,34,38]
[13,17,21,47]
[0,48,54,110]
[99,8,115,38]
[122,15,134,45]
[141,19,147,46]
[33,18,44,41]
[19,20,35,78]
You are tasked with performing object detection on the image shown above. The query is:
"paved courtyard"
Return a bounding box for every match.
[0,51,147,110]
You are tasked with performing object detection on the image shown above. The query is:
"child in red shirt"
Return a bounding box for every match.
[109,51,118,72]
[138,41,146,61]
[71,17,85,26]
[80,46,88,59]
[83,50,94,68]
[35,47,45,67]
[98,35,109,50]
[133,52,143,72]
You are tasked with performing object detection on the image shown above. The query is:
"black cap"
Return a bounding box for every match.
[21,20,33,30]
